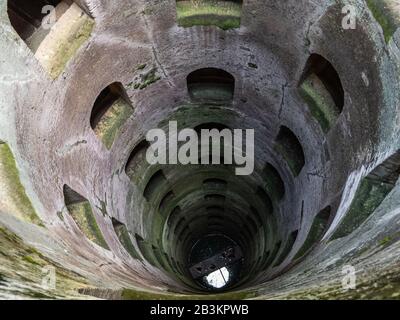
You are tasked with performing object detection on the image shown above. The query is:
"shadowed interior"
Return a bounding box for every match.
[0,0,400,300]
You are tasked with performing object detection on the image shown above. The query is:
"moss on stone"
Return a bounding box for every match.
[121,287,256,300]
[136,238,159,267]
[67,202,109,250]
[139,69,162,90]
[0,143,42,226]
[114,224,141,260]
[299,75,339,133]
[189,84,234,102]
[366,0,400,43]
[97,200,109,218]
[261,265,400,300]
[176,1,242,30]
[22,255,42,266]
[379,232,400,248]
[0,225,89,299]
[331,178,393,240]
[35,4,95,79]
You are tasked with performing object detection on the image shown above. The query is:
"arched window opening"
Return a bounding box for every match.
[299,54,344,133]
[8,0,94,78]
[91,82,133,149]
[187,68,235,103]
[112,218,141,260]
[125,140,150,182]
[143,170,168,201]
[275,126,305,177]
[63,185,109,249]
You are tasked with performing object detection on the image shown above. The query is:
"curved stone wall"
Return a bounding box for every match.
[0,0,399,299]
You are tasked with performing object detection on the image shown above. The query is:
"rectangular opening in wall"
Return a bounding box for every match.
[8,0,58,42]
[112,218,141,260]
[299,54,344,133]
[176,0,243,30]
[188,68,235,103]
[8,0,94,79]
[63,185,109,249]
[167,206,181,230]
[135,234,158,267]
[125,140,150,183]
[143,170,168,201]
[332,150,400,240]
[274,126,305,177]
[159,191,176,214]
[91,82,133,150]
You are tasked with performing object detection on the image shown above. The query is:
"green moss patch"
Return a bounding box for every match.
[0,225,89,299]
[136,236,159,267]
[299,75,340,133]
[121,287,256,300]
[125,141,150,184]
[113,220,141,260]
[35,4,95,79]
[93,98,133,149]
[0,143,42,225]
[379,231,400,248]
[176,0,242,30]
[366,0,400,43]
[331,178,393,240]
[67,202,109,250]
[189,83,234,102]
[129,68,161,90]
